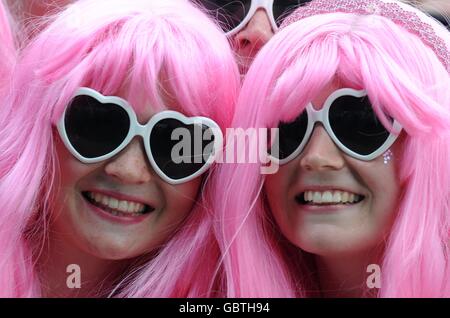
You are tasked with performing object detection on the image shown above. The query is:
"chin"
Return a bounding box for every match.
[82,239,150,261]
[304,237,383,258]
[294,229,363,255]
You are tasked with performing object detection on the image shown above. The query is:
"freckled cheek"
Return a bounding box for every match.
[53,143,101,214]
[54,139,94,187]
[56,158,99,197]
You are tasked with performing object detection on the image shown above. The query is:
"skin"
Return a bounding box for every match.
[264,83,402,296]
[40,93,202,297]
[13,0,73,17]
[232,8,274,75]
[232,2,316,74]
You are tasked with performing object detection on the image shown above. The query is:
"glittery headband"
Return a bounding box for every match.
[280,0,450,74]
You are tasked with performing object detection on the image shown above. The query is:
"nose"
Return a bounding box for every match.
[300,125,345,171]
[233,8,274,58]
[104,138,153,184]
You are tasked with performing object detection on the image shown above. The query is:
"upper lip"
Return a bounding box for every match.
[84,189,157,208]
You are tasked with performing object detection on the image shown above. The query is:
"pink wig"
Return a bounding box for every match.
[0,0,16,88]
[213,0,450,297]
[0,0,239,297]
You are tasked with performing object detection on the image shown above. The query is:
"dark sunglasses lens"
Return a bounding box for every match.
[271,111,308,160]
[197,0,251,33]
[430,13,450,30]
[273,0,311,26]
[150,118,215,181]
[329,95,390,156]
[64,95,130,158]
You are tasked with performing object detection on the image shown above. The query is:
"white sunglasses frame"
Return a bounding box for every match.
[270,88,403,165]
[57,87,223,185]
[210,0,303,36]
[224,0,277,36]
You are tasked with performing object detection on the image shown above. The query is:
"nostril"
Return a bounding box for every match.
[239,38,251,48]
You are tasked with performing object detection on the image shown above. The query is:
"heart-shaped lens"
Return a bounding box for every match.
[328,95,390,156]
[270,111,309,160]
[198,0,251,33]
[150,118,216,180]
[273,0,309,26]
[64,95,130,158]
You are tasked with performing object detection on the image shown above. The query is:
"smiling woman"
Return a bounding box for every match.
[0,0,239,297]
[212,0,450,297]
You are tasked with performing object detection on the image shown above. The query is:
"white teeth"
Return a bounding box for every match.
[342,192,349,202]
[349,193,355,202]
[118,200,128,211]
[110,198,118,209]
[303,190,361,204]
[313,192,322,203]
[86,192,146,214]
[322,191,333,203]
[127,202,135,213]
[332,191,341,202]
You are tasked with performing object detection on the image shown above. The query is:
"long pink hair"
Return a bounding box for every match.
[0,0,239,297]
[213,1,450,297]
[0,0,16,88]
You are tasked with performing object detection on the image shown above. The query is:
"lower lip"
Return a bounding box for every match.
[296,201,363,213]
[83,195,152,225]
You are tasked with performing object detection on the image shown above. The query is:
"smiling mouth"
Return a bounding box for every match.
[82,191,155,217]
[295,190,365,206]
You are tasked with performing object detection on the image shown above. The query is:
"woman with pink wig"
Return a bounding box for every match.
[213,0,450,297]
[0,0,239,297]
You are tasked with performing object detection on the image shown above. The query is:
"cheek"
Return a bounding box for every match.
[54,133,97,187]
[53,138,98,211]
[160,178,202,218]
[340,157,401,251]
[265,174,284,213]
[264,165,295,236]
[358,158,400,226]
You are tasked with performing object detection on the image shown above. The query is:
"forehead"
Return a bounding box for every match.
[134,103,158,124]
[311,81,341,110]
[115,83,181,124]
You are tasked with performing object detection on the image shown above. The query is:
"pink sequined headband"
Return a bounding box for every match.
[280,0,450,74]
